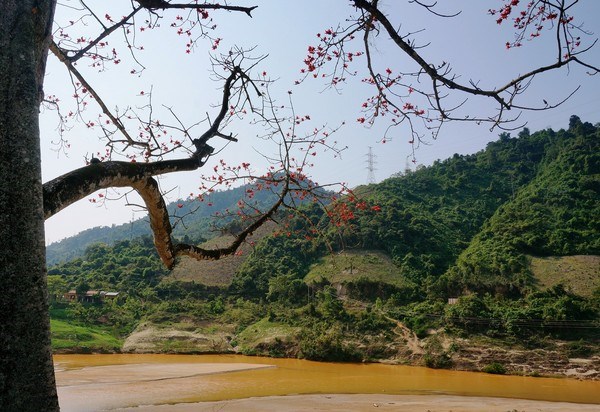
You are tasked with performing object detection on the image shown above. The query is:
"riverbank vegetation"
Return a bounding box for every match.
[48,119,599,377]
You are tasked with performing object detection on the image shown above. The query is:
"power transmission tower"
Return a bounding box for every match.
[404,155,412,175]
[365,146,377,184]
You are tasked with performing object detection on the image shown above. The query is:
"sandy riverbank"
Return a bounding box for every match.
[56,362,274,411]
[115,394,600,412]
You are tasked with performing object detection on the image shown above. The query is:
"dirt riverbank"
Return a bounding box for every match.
[116,324,600,380]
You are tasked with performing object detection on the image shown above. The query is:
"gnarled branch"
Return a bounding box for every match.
[43,156,202,220]
[43,151,292,270]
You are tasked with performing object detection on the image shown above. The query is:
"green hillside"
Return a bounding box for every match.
[353,126,550,281]
[47,118,600,373]
[235,119,586,294]
[48,236,167,294]
[305,250,409,287]
[440,117,599,295]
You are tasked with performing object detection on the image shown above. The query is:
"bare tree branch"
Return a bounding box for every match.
[135,0,257,17]
[354,0,509,107]
[67,6,143,62]
[131,176,175,267]
[174,178,288,264]
[49,40,140,148]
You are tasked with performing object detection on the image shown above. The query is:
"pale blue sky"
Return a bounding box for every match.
[42,1,600,244]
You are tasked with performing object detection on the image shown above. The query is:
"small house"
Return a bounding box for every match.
[83,290,101,303]
[100,291,120,300]
[63,290,78,302]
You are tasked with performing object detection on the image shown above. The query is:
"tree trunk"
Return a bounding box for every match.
[0,1,59,410]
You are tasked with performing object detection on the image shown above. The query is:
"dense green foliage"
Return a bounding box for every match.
[236,117,599,298]
[48,119,599,363]
[441,116,600,294]
[348,132,541,282]
[49,236,167,294]
[231,203,326,298]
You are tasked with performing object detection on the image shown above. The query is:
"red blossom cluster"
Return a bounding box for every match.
[169,10,218,54]
[297,26,363,83]
[490,0,581,54]
[297,20,430,147]
[490,0,520,25]
[357,73,425,132]
[325,190,381,228]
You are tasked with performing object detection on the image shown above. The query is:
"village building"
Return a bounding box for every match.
[62,290,120,303]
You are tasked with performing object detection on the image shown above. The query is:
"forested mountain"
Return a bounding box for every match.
[441,119,599,295]
[234,116,599,299]
[48,118,599,372]
[50,117,599,297]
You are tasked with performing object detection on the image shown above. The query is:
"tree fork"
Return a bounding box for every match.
[42,156,291,270]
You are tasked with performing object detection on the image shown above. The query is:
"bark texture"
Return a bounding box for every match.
[0,1,59,410]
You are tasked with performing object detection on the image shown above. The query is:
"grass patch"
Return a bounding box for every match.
[236,318,299,350]
[529,255,600,297]
[305,250,409,287]
[50,319,122,352]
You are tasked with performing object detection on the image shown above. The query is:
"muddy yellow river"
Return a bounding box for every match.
[54,354,599,411]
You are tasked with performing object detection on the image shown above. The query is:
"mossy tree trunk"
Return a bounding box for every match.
[0,0,59,410]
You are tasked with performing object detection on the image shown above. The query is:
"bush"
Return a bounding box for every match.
[422,335,453,369]
[423,352,453,369]
[444,294,491,332]
[354,309,391,333]
[482,362,507,374]
[401,301,444,338]
[298,323,361,362]
[565,339,593,358]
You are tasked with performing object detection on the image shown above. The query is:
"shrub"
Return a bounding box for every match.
[422,335,453,369]
[298,323,361,362]
[482,362,507,374]
[423,352,453,369]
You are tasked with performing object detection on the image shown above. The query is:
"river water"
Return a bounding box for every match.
[54,354,600,411]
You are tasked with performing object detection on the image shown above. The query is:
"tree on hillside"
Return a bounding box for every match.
[0,1,598,409]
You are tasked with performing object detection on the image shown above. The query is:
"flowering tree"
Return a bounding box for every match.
[0,1,597,410]
[300,0,598,155]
